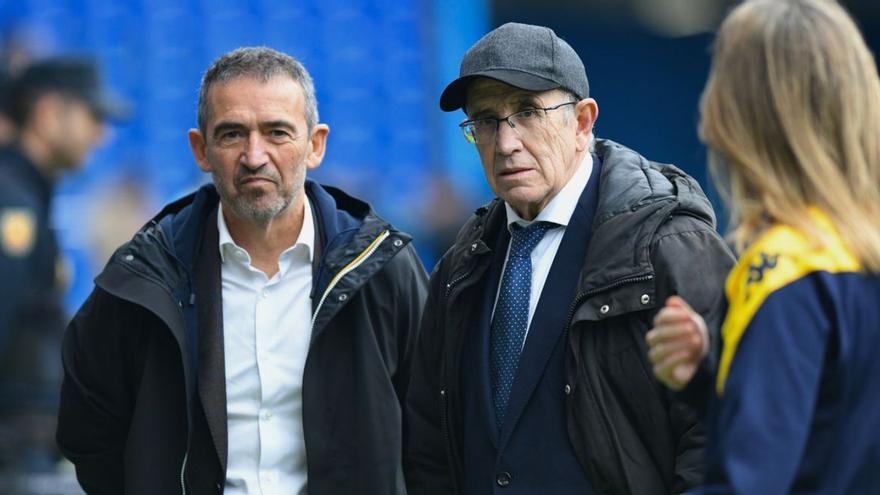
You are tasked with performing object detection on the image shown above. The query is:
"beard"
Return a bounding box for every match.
[212,164,304,226]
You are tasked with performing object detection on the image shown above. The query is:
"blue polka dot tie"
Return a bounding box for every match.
[490,221,554,430]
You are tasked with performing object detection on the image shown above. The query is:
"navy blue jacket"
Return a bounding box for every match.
[57,181,428,494]
[695,211,880,493]
[0,147,66,410]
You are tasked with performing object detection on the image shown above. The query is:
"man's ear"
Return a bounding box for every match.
[305,124,330,170]
[188,129,211,173]
[574,98,599,152]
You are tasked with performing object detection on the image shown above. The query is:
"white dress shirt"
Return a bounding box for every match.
[493,153,594,346]
[219,198,314,495]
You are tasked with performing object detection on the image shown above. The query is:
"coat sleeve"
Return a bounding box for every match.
[404,256,457,494]
[0,227,35,358]
[56,288,147,494]
[650,217,736,493]
[0,196,39,346]
[389,243,429,409]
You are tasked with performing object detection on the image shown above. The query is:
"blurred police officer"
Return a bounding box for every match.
[0,57,124,472]
[0,69,15,147]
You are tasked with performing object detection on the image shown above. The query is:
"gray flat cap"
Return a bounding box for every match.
[439,22,589,112]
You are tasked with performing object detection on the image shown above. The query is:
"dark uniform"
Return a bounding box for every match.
[0,146,66,471]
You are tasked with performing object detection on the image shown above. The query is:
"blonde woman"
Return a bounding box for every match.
[646,0,880,492]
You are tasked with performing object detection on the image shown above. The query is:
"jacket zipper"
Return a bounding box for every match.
[180,452,188,495]
[444,268,475,299]
[143,222,197,495]
[438,388,460,493]
[309,230,390,338]
[439,264,479,494]
[563,273,655,328]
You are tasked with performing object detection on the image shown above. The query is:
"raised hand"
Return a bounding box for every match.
[646,296,708,390]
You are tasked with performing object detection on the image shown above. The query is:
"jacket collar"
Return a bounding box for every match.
[100,179,410,308]
[138,179,378,274]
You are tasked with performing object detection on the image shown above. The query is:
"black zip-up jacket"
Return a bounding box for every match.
[57,180,428,494]
[405,139,735,494]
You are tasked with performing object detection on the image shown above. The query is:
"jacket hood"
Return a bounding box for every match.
[591,139,715,227]
[578,139,716,295]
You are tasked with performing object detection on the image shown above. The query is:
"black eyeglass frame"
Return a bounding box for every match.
[458,100,578,145]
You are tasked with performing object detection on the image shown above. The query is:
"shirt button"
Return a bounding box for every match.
[262,410,273,421]
[496,471,512,487]
[261,290,268,299]
[640,294,650,305]
[338,293,348,302]
[599,304,610,314]
[564,384,571,395]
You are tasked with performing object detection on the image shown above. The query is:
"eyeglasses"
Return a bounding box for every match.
[459,101,577,146]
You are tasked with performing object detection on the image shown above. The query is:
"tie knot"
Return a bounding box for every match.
[509,221,554,259]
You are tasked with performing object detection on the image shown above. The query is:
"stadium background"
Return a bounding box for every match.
[1,0,877,315]
[0,0,877,491]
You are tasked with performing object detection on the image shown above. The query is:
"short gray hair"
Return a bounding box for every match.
[197,46,319,135]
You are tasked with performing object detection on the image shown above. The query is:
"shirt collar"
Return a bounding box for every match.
[505,153,594,231]
[218,196,315,265]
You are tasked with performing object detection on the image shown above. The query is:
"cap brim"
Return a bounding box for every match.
[87,91,131,122]
[439,69,560,112]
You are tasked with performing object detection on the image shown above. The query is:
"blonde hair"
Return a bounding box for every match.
[700,0,880,271]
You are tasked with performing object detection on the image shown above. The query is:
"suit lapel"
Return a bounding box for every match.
[497,156,602,450]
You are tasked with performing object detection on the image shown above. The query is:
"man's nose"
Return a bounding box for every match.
[241,134,268,169]
[494,119,521,155]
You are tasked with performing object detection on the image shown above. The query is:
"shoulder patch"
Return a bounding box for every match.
[745,252,779,300]
[1,208,36,257]
[716,211,861,395]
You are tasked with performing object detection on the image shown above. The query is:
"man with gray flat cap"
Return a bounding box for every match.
[0,57,126,474]
[405,22,734,494]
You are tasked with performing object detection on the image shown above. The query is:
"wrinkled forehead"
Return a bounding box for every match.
[464,78,561,116]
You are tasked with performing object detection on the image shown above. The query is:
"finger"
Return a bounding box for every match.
[673,363,698,385]
[648,337,699,364]
[652,361,687,391]
[646,322,697,346]
[655,364,692,391]
[652,330,706,364]
[665,295,696,314]
[652,305,692,326]
[653,352,697,389]
[668,296,710,357]
[654,348,697,373]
